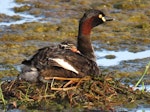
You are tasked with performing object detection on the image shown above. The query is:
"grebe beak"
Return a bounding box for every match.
[105,16,114,21]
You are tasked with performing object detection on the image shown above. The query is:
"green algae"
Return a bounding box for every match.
[0,65,19,78]
[0,42,37,64]
[105,55,116,59]
[15,0,26,3]
[113,0,149,10]
[0,14,21,23]
[14,5,31,13]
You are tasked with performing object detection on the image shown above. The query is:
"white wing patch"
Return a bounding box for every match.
[49,58,79,74]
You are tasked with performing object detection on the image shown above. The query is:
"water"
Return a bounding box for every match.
[95,50,150,67]
[0,0,22,16]
[133,85,150,92]
[117,107,150,112]
[0,0,42,26]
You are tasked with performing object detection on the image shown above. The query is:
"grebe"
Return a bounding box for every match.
[19,9,113,82]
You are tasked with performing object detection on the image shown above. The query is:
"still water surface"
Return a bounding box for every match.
[95,50,150,66]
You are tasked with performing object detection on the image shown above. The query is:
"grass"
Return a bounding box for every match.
[0,82,7,106]
[135,61,150,87]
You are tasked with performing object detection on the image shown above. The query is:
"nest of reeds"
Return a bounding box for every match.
[1,74,150,111]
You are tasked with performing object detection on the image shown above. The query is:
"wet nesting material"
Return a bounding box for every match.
[1,75,150,111]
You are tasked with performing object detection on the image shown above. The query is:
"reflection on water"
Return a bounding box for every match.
[96,50,150,67]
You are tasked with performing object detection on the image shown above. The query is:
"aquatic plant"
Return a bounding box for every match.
[135,61,150,87]
[0,82,7,105]
[14,5,31,13]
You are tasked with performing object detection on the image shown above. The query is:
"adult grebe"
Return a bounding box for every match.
[19,9,113,82]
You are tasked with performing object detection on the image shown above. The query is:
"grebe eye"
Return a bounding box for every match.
[99,14,106,22]
[98,14,102,18]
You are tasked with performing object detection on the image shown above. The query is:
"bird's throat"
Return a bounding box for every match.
[77,19,96,61]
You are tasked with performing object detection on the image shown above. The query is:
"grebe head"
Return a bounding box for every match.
[80,9,113,28]
[77,10,113,60]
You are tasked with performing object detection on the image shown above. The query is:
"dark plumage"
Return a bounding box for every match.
[19,9,113,82]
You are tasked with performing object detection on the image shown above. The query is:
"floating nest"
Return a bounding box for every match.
[1,74,150,111]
